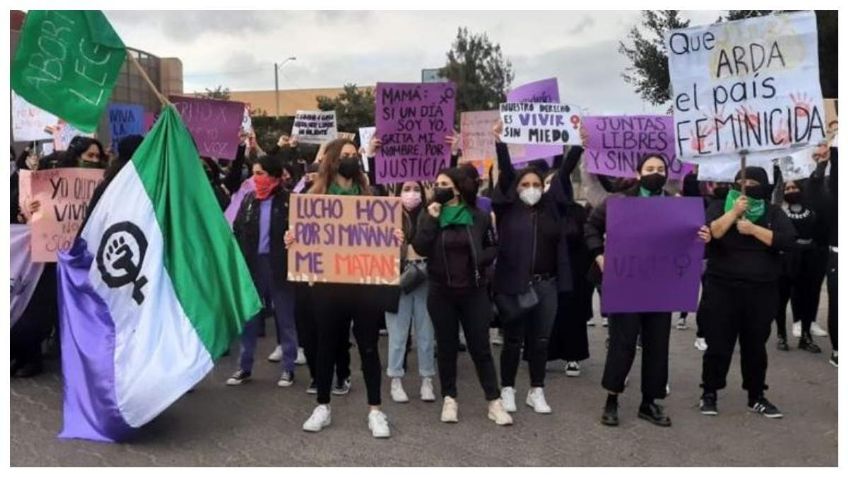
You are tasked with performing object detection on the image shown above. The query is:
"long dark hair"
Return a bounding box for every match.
[438,167,477,209]
[308,138,371,195]
[67,136,107,167]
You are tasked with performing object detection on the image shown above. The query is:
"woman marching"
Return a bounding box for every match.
[585,154,711,427]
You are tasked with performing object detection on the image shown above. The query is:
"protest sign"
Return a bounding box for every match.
[225,177,255,227]
[601,197,705,313]
[500,103,582,146]
[696,149,778,183]
[459,110,499,177]
[144,112,156,132]
[11,224,44,328]
[12,92,57,142]
[666,11,825,161]
[507,78,561,162]
[375,82,457,184]
[287,194,402,285]
[825,98,837,146]
[777,147,819,181]
[19,168,105,262]
[292,110,338,144]
[170,95,245,159]
[242,105,253,133]
[359,126,376,171]
[108,103,144,149]
[52,120,93,151]
[583,115,694,179]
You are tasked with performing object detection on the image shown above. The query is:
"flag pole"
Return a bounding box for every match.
[126,51,169,108]
[739,150,748,196]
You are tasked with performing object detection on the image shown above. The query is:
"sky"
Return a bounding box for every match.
[103,10,724,115]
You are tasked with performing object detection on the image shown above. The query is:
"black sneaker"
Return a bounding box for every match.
[225,369,251,386]
[699,392,718,416]
[332,377,351,395]
[748,396,783,418]
[277,371,295,388]
[830,352,838,368]
[601,401,619,427]
[776,336,789,351]
[13,360,43,378]
[638,402,671,427]
[798,334,822,354]
[306,380,318,395]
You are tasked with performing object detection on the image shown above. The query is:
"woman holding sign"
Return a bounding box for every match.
[411,167,512,426]
[698,166,796,419]
[585,154,712,427]
[286,138,392,439]
[489,122,575,415]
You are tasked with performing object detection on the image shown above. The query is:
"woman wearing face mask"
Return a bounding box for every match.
[226,155,299,389]
[379,181,438,403]
[57,136,108,169]
[489,123,573,414]
[772,177,823,353]
[411,167,511,426]
[285,139,393,438]
[585,154,712,427]
[698,166,796,419]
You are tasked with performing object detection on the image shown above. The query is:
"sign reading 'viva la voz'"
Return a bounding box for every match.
[666,11,825,161]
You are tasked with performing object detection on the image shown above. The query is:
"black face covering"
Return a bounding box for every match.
[745,185,768,200]
[712,185,729,200]
[433,187,455,205]
[337,157,360,179]
[639,173,667,193]
[784,191,802,205]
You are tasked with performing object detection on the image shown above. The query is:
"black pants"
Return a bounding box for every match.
[601,312,671,400]
[701,277,778,397]
[294,283,350,383]
[785,248,829,333]
[428,284,499,401]
[311,284,380,406]
[827,250,837,351]
[11,264,57,369]
[500,278,557,388]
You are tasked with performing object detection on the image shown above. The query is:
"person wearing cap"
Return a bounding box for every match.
[698,166,796,419]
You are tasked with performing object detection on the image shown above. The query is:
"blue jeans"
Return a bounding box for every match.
[239,257,297,373]
[385,279,436,378]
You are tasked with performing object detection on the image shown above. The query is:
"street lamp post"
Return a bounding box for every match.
[274,57,297,119]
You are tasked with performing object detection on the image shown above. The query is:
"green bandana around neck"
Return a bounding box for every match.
[725,188,765,223]
[439,203,474,228]
[638,186,660,197]
[328,181,361,196]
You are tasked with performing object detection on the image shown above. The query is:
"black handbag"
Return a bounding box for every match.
[494,286,539,324]
[399,261,427,293]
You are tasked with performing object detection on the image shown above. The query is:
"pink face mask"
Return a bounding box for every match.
[400,190,422,210]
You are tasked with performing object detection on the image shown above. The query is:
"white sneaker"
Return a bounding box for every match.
[420,377,436,402]
[490,328,503,346]
[302,405,331,432]
[792,321,802,338]
[525,387,552,414]
[368,410,391,438]
[488,399,514,426]
[811,322,829,337]
[676,317,688,330]
[565,361,581,377]
[267,345,283,362]
[390,378,409,403]
[587,318,596,327]
[694,337,708,351]
[665,383,671,397]
[295,347,306,365]
[602,317,609,327]
[500,386,517,413]
[441,396,459,423]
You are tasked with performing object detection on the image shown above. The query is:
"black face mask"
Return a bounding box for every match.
[433,187,455,205]
[337,157,360,179]
[745,185,768,200]
[639,173,667,193]
[713,185,729,200]
[784,191,802,205]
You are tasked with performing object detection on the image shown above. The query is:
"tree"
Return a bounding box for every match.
[196,85,231,100]
[620,10,838,105]
[440,27,515,122]
[316,84,376,134]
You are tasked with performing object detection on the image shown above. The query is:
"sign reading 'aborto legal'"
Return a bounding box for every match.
[287,194,403,285]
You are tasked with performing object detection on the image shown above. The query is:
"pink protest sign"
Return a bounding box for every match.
[583,115,694,179]
[170,95,245,160]
[506,78,561,163]
[375,82,456,184]
[19,168,105,262]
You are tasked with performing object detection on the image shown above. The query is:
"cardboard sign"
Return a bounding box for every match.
[500,103,582,145]
[601,197,705,313]
[287,194,402,285]
[170,95,245,160]
[459,110,499,177]
[292,110,338,144]
[375,82,457,184]
[18,168,105,262]
[108,103,144,149]
[583,115,694,179]
[666,11,825,161]
[358,126,376,171]
[12,92,57,142]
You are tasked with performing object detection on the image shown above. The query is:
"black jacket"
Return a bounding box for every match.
[412,205,497,289]
[805,148,837,248]
[491,142,573,294]
[233,188,291,285]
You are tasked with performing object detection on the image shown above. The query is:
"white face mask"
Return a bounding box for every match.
[519,186,542,206]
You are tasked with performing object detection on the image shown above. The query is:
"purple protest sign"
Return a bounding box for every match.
[375,82,456,184]
[225,177,255,227]
[506,78,560,163]
[583,115,694,180]
[169,95,245,160]
[601,197,705,313]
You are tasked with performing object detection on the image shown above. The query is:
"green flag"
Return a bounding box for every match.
[11,11,126,133]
